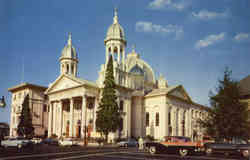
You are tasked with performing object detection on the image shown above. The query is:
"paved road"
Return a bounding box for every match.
[0,145,247,160]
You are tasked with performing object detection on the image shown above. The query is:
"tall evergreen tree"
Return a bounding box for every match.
[95,55,122,142]
[17,94,34,137]
[199,68,250,140]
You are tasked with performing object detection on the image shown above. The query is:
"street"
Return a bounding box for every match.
[0,145,247,160]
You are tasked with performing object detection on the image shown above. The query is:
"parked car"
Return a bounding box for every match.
[41,138,58,145]
[204,139,250,158]
[117,138,138,147]
[1,137,32,149]
[145,136,204,157]
[59,138,75,146]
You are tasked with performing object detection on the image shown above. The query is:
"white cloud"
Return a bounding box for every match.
[234,33,249,41]
[195,33,226,49]
[136,21,183,39]
[148,0,187,11]
[191,9,229,20]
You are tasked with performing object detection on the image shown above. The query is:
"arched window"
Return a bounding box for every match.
[66,64,69,74]
[156,112,159,126]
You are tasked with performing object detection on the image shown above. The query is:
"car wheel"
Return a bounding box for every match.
[149,146,157,155]
[179,148,188,157]
[205,147,213,156]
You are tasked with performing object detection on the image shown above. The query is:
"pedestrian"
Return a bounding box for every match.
[138,137,144,150]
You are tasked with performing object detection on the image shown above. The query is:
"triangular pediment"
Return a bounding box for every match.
[45,75,83,94]
[168,86,192,102]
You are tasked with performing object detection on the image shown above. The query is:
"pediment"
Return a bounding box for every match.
[46,75,82,94]
[168,86,191,102]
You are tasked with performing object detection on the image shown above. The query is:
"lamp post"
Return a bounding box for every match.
[0,96,6,108]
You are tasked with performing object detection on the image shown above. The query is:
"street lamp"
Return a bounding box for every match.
[0,96,6,108]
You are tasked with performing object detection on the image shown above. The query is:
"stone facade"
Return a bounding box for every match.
[8,83,48,137]
[8,9,208,141]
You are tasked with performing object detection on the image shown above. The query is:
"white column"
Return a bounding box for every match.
[118,45,121,64]
[111,45,114,60]
[166,106,169,136]
[161,104,168,139]
[93,97,98,132]
[188,109,192,138]
[172,108,176,136]
[127,99,131,138]
[69,63,72,75]
[81,96,87,138]
[69,98,74,137]
[105,47,109,64]
[48,102,53,137]
[53,103,57,136]
[175,108,179,136]
[179,109,184,136]
[59,101,63,137]
[122,49,125,69]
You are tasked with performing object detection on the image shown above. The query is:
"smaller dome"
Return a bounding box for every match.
[61,33,77,60]
[106,23,125,41]
[130,64,144,76]
[61,45,77,59]
[104,8,126,44]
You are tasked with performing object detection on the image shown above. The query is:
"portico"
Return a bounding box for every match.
[45,74,99,139]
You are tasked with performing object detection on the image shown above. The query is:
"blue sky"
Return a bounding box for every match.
[1,0,250,124]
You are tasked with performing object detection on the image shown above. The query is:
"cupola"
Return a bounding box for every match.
[59,33,78,77]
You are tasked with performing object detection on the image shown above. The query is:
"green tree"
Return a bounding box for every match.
[17,94,34,137]
[95,55,122,142]
[199,68,250,141]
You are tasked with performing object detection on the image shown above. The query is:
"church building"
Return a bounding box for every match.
[8,9,208,141]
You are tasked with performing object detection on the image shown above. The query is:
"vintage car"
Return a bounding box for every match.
[1,137,32,149]
[145,136,204,157]
[117,138,138,147]
[204,139,250,158]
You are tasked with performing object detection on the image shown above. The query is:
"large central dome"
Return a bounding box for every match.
[104,8,126,44]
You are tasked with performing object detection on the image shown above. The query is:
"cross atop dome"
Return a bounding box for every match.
[113,7,119,24]
[68,32,72,45]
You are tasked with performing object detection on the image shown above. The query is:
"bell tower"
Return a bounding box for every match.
[60,33,78,77]
[104,8,127,68]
